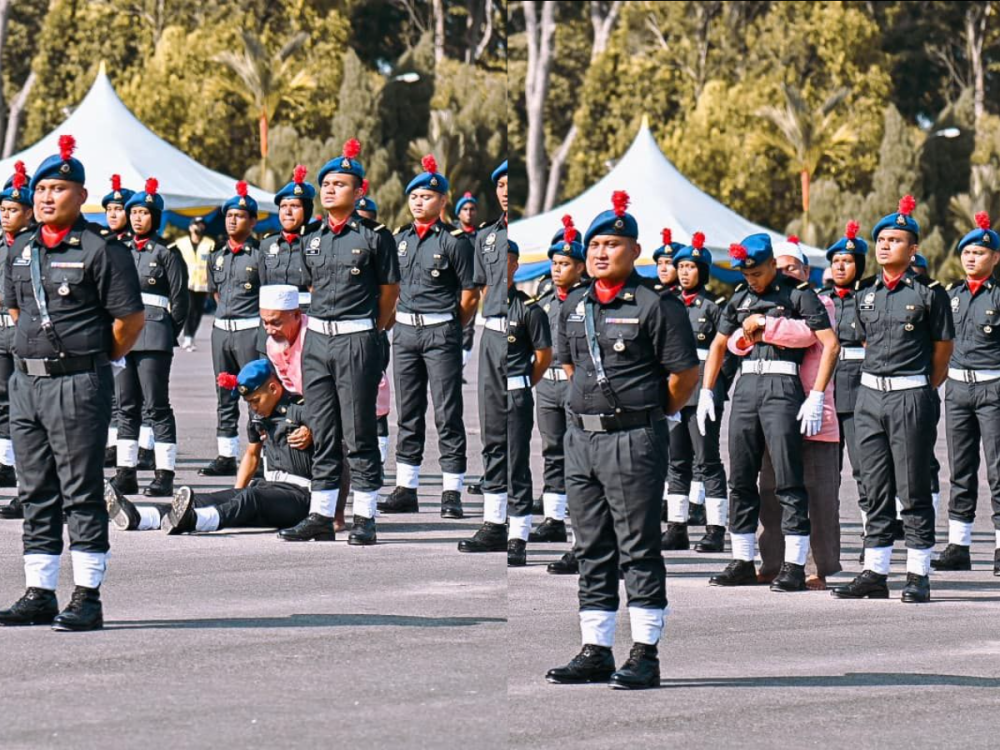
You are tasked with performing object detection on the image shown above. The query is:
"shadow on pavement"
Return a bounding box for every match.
[658,673,1000,688]
[107,613,507,630]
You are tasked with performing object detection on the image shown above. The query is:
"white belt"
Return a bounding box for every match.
[696,349,708,361]
[0,314,14,328]
[214,317,260,332]
[396,311,454,328]
[485,317,507,332]
[508,375,530,391]
[948,367,1000,384]
[840,346,865,361]
[298,292,311,307]
[542,367,568,381]
[141,293,170,309]
[306,317,375,336]
[264,470,311,489]
[860,372,928,392]
[740,360,798,376]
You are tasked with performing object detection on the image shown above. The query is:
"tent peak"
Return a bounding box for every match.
[98,60,107,76]
[640,113,650,130]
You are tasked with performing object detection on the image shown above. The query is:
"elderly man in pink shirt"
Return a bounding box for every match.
[727,241,842,589]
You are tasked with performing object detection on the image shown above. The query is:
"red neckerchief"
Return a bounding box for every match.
[134,236,150,252]
[327,215,350,234]
[414,220,436,240]
[282,231,298,245]
[556,287,569,301]
[4,233,13,247]
[882,270,906,291]
[502,213,507,227]
[834,286,851,299]
[116,231,130,241]
[462,224,476,235]
[968,276,990,296]
[40,224,72,249]
[594,278,625,304]
[681,290,698,307]
[227,238,244,254]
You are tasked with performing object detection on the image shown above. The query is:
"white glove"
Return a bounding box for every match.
[110,357,127,376]
[797,390,825,437]
[696,388,715,436]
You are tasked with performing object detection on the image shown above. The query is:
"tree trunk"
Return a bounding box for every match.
[966,4,989,124]
[0,0,13,150]
[433,0,446,63]
[800,169,810,213]
[3,69,34,158]
[524,1,556,216]
[473,0,493,62]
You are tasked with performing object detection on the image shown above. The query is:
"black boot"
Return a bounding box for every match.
[161,486,197,535]
[457,521,507,553]
[137,448,155,471]
[51,586,103,632]
[0,464,16,488]
[901,573,931,603]
[466,482,482,495]
[0,496,23,519]
[0,587,58,626]
[994,549,1000,577]
[348,515,377,546]
[278,513,336,542]
[143,470,174,498]
[688,503,707,526]
[770,562,807,592]
[377,486,418,514]
[931,543,971,571]
[547,550,579,575]
[105,481,140,531]
[198,456,237,477]
[508,539,527,567]
[104,445,117,468]
[661,522,690,551]
[709,559,757,587]
[440,490,464,519]
[694,525,725,553]
[545,644,616,684]
[529,518,567,543]
[111,467,138,495]
[609,643,660,690]
[831,570,890,599]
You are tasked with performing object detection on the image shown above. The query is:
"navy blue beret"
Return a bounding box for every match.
[826,221,868,260]
[101,174,134,209]
[318,138,365,185]
[652,228,684,262]
[406,154,449,194]
[491,160,507,185]
[729,233,773,270]
[873,195,919,241]
[584,191,638,248]
[222,181,258,216]
[125,178,165,215]
[355,196,378,215]
[957,212,1000,253]
[509,240,519,257]
[911,253,928,269]
[275,165,316,206]
[1,161,32,207]
[673,232,712,266]
[455,192,477,213]
[31,134,84,190]
[548,216,585,261]
[237,359,276,395]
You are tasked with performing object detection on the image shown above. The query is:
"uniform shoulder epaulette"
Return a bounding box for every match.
[928,279,941,288]
[715,295,727,305]
[294,397,305,406]
[99,228,110,236]
[450,228,465,237]
[303,219,322,233]
[796,281,811,290]
[946,282,955,291]
[855,275,876,290]
[478,221,489,228]
[262,230,278,240]
[357,216,386,233]
[393,226,404,235]
[734,283,746,293]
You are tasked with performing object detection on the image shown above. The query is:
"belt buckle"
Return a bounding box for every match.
[879,376,890,392]
[324,321,337,336]
[25,359,49,377]
[965,370,975,384]
[413,314,424,328]
[580,413,606,432]
[752,360,764,376]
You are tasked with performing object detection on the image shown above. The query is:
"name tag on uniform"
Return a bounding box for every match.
[12,258,28,266]
[605,317,639,324]
[566,314,584,322]
[51,262,84,269]
[269,246,279,255]
[433,254,442,259]
[148,261,158,268]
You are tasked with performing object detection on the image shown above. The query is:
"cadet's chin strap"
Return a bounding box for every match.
[583,297,623,414]
[29,242,67,358]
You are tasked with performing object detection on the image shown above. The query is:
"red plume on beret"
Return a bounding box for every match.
[110,173,121,192]
[611,191,630,218]
[58,134,76,161]
[562,214,577,244]
[217,373,239,391]
[898,194,916,216]
[12,161,26,190]
[692,231,705,249]
[729,243,748,262]
[976,211,991,230]
[787,235,800,244]
[421,154,438,174]
[236,180,248,197]
[463,191,473,198]
[845,220,859,240]
[360,178,369,196]
[343,138,361,159]
[145,177,158,196]
[661,228,672,246]
[293,164,307,184]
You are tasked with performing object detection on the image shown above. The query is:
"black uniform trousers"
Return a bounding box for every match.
[462,317,475,352]
[478,327,507,494]
[302,328,383,493]
[11,365,113,554]
[392,320,467,473]
[728,374,809,536]
[667,402,726,498]
[535,377,568,495]
[508,387,534,517]
[194,481,310,529]
[184,291,208,339]
[0,326,13,441]
[930,390,942,496]
[837,411,866,515]
[116,351,176,443]
[946,378,1000,529]
[566,418,668,611]
[855,385,936,548]
[211,327,259,438]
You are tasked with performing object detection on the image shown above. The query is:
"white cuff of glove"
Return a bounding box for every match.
[110,357,127,375]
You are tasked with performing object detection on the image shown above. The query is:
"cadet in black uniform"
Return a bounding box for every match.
[662,232,735,554]
[507,240,552,566]
[545,192,699,691]
[934,212,1000,575]
[832,196,954,603]
[260,165,317,310]
[0,135,145,631]
[698,234,838,592]
[378,155,477,519]
[652,228,682,294]
[278,138,399,546]
[820,221,869,559]
[201,181,263,477]
[459,160,509,553]
[111,178,189,498]
[456,192,479,372]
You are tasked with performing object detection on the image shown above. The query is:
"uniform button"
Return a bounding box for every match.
[904,323,914,331]
[697,333,706,340]
[431,269,440,277]
[244,283,252,289]
[986,325,993,334]
[148,278,156,285]
[351,267,361,275]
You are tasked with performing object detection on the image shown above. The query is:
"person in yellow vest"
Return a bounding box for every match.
[172,217,215,352]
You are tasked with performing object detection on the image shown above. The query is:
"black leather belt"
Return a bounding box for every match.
[15,353,108,377]
[569,408,665,433]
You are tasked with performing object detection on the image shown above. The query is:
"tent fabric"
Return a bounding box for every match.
[510,117,827,283]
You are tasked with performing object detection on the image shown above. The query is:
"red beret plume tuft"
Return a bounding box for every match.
[661,228,672,246]
[145,177,158,196]
[975,211,991,230]
[342,138,361,159]
[845,220,859,240]
[729,243,748,262]
[692,231,705,249]
[360,178,369,196]
[236,181,248,197]
[463,191,473,198]
[898,194,916,216]
[611,191,630,218]
[110,173,121,192]
[787,235,800,244]
[217,373,239,391]
[562,214,577,244]
[58,134,76,161]
[421,154,438,174]
[293,164,307,184]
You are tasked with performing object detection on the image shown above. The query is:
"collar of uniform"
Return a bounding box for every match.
[326,213,358,235]
[586,271,640,304]
[965,276,994,296]
[875,268,916,290]
[37,215,87,251]
[413,219,440,240]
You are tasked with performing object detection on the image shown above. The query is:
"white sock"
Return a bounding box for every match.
[353,489,379,519]
[309,489,338,517]
[24,553,60,590]
[462,349,471,367]
[137,506,164,531]
[71,550,107,588]
[580,610,617,648]
[117,439,139,468]
[0,438,15,467]
[996,530,1000,549]
[182,335,193,348]
[396,463,420,489]
[542,492,567,521]
[864,546,893,575]
[731,532,756,562]
[154,443,177,471]
[661,480,670,501]
[509,514,531,541]
[442,472,465,492]
[484,492,508,524]
[217,436,239,459]
[860,508,868,527]
[895,496,903,520]
[784,534,810,566]
[907,546,933,576]
[378,436,389,464]
[666,494,689,523]
[107,426,118,448]
[932,493,941,518]
[705,497,728,527]
[629,606,667,646]
[689,481,706,506]
[948,519,973,547]
[194,507,220,532]
[139,425,155,451]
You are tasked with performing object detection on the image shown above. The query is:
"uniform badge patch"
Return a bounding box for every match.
[398,240,407,254]
[864,292,875,305]
[486,233,496,246]
[951,297,960,311]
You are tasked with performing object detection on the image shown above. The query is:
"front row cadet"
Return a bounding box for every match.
[546,192,699,691]
[506,240,552,566]
[936,212,1000,576]
[832,196,954,603]
[105,359,318,538]
[651,228,682,295]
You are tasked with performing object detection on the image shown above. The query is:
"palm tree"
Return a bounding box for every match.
[213,31,316,191]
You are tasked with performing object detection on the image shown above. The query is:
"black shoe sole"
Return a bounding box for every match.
[0,615,57,626]
[528,532,568,543]
[770,582,807,592]
[0,508,24,520]
[52,619,104,632]
[661,542,690,551]
[609,675,660,690]
[278,532,336,542]
[348,535,377,546]
[694,544,724,553]
[545,672,614,685]
[930,562,971,571]
[457,543,506,553]
[709,576,757,587]
[441,509,464,519]
[901,593,931,603]
[830,589,890,599]
[376,506,418,514]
